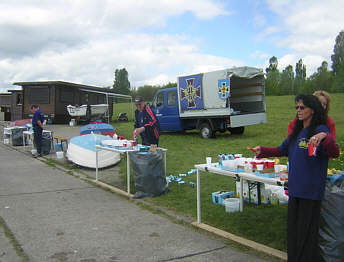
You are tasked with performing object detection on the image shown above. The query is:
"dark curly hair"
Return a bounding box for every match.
[289,94,326,144]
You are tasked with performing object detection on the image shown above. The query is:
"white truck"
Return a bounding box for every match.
[151,66,267,138]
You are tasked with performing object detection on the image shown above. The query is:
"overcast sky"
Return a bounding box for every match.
[0,0,343,93]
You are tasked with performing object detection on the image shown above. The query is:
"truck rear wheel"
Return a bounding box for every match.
[200,123,214,139]
[229,126,245,135]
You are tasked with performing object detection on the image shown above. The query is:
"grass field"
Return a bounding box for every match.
[110,94,344,252]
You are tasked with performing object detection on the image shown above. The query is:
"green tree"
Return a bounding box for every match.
[136,85,160,102]
[295,59,306,94]
[113,68,131,95]
[265,56,280,95]
[307,61,332,93]
[331,30,344,92]
[279,65,294,95]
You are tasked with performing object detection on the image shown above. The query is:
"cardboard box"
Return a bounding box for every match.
[236,181,271,204]
[212,191,234,205]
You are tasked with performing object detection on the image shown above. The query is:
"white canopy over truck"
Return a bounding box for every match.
[151,66,267,138]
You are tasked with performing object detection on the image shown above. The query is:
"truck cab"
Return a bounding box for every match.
[151,87,183,131]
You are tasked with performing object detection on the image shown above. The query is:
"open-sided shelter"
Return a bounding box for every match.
[13,81,132,124]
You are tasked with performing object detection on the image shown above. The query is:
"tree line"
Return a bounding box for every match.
[112,30,344,100]
[265,30,344,95]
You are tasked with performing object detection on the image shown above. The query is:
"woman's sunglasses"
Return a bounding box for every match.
[295,106,306,110]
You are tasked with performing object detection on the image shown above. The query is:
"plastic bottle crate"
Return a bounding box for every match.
[224,198,240,213]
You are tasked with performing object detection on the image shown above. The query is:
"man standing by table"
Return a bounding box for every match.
[31,104,45,157]
[133,96,160,146]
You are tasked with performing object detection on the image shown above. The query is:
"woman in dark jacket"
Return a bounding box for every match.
[249,94,339,262]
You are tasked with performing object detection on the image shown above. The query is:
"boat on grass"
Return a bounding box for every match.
[80,122,115,137]
[66,134,120,169]
[67,104,108,117]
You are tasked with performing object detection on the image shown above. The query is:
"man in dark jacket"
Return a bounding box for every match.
[133,96,160,146]
[31,104,45,157]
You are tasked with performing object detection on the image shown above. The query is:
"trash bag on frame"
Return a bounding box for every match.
[319,178,344,262]
[129,149,168,198]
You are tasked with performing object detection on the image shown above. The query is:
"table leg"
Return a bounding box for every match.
[163,151,167,176]
[257,182,261,205]
[240,178,244,212]
[95,148,99,181]
[196,169,201,223]
[126,152,130,194]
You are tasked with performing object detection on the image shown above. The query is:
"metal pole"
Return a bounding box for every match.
[106,93,110,123]
[164,151,167,176]
[196,169,201,223]
[240,177,244,212]
[127,151,130,194]
[95,147,99,181]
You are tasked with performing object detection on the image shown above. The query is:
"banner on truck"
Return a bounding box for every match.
[179,73,203,111]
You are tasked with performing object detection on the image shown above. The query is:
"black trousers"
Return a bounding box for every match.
[287,197,324,262]
[33,127,43,154]
[141,133,159,146]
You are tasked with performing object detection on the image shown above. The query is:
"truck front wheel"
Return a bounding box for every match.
[200,123,214,139]
[229,126,245,135]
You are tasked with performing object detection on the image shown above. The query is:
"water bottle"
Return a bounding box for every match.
[218,154,223,168]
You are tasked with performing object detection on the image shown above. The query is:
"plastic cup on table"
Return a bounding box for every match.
[256,164,264,171]
[206,157,212,167]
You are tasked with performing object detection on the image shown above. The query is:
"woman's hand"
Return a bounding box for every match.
[247,146,261,157]
[309,132,327,146]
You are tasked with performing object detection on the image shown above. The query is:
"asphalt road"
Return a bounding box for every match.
[0,124,270,262]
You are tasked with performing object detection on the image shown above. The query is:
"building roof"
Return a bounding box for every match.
[13,80,131,99]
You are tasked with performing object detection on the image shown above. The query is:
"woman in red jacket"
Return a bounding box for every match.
[287,90,336,140]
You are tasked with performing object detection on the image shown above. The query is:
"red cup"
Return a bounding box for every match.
[132,141,136,146]
[123,143,127,148]
[308,144,317,156]
[267,161,275,168]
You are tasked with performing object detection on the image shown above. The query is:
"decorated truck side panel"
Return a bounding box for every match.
[151,67,267,138]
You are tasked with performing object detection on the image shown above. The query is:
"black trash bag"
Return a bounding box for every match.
[11,128,26,146]
[41,132,51,155]
[319,179,344,262]
[129,150,168,198]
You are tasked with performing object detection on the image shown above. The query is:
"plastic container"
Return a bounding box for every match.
[56,151,64,159]
[31,149,37,155]
[212,191,234,205]
[54,143,62,151]
[224,198,240,213]
[3,138,9,144]
[222,160,236,170]
[256,164,264,171]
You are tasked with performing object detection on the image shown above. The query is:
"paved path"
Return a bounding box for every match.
[0,129,269,262]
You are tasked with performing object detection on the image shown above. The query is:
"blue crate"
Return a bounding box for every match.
[212,191,235,205]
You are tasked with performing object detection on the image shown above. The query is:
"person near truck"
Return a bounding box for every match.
[31,104,45,157]
[248,94,339,262]
[287,90,336,140]
[133,96,160,146]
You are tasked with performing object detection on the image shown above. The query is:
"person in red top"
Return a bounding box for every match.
[287,90,336,140]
